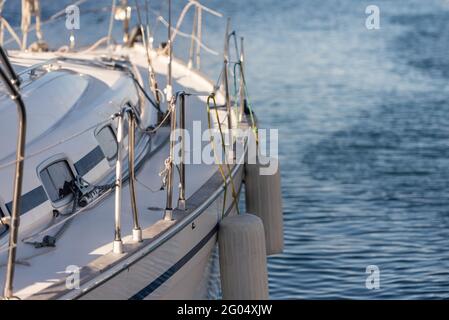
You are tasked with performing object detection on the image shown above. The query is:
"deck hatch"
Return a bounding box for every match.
[39,160,75,203]
[95,125,118,163]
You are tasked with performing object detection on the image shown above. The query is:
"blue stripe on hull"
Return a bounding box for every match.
[129,225,219,300]
[5,145,106,215]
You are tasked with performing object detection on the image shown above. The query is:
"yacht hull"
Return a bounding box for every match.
[26,163,244,300]
[0,45,250,300]
[70,165,243,300]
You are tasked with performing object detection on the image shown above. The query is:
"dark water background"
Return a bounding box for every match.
[3,0,449,299]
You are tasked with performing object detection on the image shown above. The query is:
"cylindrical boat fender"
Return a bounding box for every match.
[218,213,269,300]
[245,155,284,255]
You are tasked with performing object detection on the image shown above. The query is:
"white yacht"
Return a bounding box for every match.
[0,0,282,300]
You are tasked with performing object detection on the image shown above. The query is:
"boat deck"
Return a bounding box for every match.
[0,45,234,299]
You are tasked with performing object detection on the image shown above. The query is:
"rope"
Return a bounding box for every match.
[135,0,162,110]
[129,71,162,114]
[141,107,171,134]
[135,175,163,193]
[79,36,115,53]
[206,94,240,217]
[228,31,240,64]
[213,67,224,94]
[22,204,75,249]
[157,0,221,57]
[159,155,172,189]
[234,61,258,143]
[157,15,218,56]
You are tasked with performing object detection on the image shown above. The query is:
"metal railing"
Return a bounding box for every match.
[0,0,250,298]
[162,91,187,220]
[112,106,143,254]
[112,108,126,254]
[0,45,27,299]
[158,0,222,69]
[223,18,232,133]
[177,93,186,210]
[220,19,249,160]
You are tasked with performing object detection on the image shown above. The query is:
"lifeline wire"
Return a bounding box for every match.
[206,94,240,217]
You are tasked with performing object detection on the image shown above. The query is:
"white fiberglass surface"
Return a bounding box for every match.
[0,71,89,161]
[0,50,224,297]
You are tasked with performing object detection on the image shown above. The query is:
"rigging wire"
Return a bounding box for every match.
[206,94,240,217]
[142,107,171,134]
[2,0,89,47]
[236,61,258,142]
[106,0,117,53]
[0,1,253,260]
[134,0,162,111]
